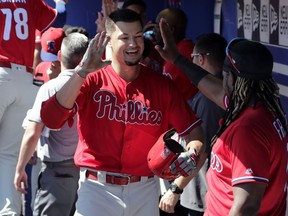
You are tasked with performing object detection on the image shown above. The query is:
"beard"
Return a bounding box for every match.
[125,59,141,66]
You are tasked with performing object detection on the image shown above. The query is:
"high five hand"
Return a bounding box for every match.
[76,32,111,78]
[155,18,180,64]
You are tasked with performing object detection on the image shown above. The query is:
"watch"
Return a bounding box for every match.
[169,182,183,194]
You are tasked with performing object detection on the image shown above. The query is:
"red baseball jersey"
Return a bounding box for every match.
[41,65,201,176]
[163,39,198,100]
[0,0,57,67]
[205,103,288,216]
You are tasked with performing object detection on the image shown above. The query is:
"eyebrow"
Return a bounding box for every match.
[121,30,143,36]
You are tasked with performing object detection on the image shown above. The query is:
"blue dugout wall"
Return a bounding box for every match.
[45,0,288,112]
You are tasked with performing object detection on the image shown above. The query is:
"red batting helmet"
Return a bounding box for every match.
[147,129,186,180]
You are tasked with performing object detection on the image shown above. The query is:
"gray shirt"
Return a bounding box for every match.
[28,70,78,162]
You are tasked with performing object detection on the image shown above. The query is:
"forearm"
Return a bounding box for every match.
[174,55,209,86]
[175,55,226,109]
[16,128,40,172]
[56,72,85,109]
[173,152,207,190]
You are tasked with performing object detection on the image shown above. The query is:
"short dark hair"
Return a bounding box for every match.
[122,0,147,11]
[106,9,143,33]
[195,33,227,70]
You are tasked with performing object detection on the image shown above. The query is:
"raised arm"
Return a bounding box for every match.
[56,32,110,108]
[155,19,226,109]
[40,32,111,129]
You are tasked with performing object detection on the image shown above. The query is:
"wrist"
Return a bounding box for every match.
[168,182,183,194]
[75,65,88,79]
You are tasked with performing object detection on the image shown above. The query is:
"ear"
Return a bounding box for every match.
[198,54,204,66]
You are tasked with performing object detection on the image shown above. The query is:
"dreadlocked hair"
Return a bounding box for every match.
[211,77,288,145]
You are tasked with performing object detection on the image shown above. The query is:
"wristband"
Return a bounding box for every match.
[169,182,183,194]
[75,65,87,79]
[174,55,209,86]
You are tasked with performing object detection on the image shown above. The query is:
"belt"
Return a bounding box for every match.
[86,170,153,186]
[0,61,33,73]
[43,159,75,168]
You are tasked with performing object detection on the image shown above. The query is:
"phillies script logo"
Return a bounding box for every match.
[210,152,223,173]
[93,90,162,125]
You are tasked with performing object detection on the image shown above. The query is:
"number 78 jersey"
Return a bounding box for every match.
[0,0,57,67]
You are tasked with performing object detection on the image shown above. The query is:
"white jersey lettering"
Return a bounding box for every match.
[93,90,162,125]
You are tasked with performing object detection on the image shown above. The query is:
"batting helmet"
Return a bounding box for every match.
[147,129,186,180]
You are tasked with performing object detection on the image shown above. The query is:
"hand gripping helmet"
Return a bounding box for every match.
[147,129,186,180]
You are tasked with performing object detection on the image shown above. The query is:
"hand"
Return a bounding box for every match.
[154,18,180,63]
[102,0,119,17]
[170,148,199,177]
[96,12,106,33]
[75,32,111,78]
[159,190,180,213]
[14,169,28,194]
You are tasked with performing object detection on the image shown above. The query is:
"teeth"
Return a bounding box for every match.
[127,50,137,54]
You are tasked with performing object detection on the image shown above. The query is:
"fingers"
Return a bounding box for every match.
[14,175,27,194]
[159,193,176,213]
[103,0,118,16]
[159,18,170,46]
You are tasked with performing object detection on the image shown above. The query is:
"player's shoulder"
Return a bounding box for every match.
[141,64,175,84]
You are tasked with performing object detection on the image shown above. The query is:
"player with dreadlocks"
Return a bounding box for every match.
[156,19,288,216]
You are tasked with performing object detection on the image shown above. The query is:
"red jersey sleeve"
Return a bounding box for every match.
[41,94,75,129]
[230,125,270,185]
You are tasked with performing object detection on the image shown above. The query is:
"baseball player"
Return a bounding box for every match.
[0,0,67,215]
[40,9,205,216]
[156,19,288,215]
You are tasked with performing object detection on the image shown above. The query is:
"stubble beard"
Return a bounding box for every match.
[125,59,141,66]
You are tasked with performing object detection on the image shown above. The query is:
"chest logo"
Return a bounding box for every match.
[210,152,223,173]
[93,90,162,125]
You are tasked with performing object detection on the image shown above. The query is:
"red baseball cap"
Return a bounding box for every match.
[40,27,66,62]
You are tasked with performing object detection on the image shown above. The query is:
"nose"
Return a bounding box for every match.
[128,38,137,46]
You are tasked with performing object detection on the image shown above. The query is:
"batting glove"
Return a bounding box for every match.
[170,149,199,177]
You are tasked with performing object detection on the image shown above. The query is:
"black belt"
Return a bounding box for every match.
[0,61,33,73]
[86,170,153,186]
[43,159,75,168]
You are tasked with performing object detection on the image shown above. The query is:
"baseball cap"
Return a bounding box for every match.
[40,27,66,62]
[223,38,273,80]
[33,61,52,86]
